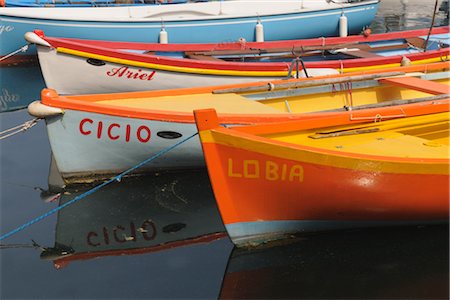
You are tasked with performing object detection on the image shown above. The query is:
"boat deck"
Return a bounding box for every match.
[97,93,287,114]
[269,112,450,159]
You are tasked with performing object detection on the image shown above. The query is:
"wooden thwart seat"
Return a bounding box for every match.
[379,76,450,95]
[185,52,224,61]
[338,49,381,58]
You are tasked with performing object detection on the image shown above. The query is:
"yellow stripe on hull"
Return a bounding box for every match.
[57,47,288,77]
[57,47,450,77]
[341,56,450,73]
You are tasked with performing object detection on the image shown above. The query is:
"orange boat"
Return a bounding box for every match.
[194,97,450,247]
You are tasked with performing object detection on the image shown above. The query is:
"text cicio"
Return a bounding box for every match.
[79,118,151,143]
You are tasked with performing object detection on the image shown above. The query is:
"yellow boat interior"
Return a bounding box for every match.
[265,111,449,160]
[63,71,450,117]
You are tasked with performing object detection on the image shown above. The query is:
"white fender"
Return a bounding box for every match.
[401,56,412,66]
[28,101,63,118]
[255,21,264,42]
[339,14,348,37]
[159,28,168,44]
[24,32,51,48]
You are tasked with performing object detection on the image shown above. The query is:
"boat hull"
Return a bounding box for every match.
[45,110,205,182]
[36,47,287,94]
[0,0,379,57]
[199,140,449,246]
[32,28,449,94]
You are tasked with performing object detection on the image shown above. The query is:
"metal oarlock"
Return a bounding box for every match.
[287,57,309,79]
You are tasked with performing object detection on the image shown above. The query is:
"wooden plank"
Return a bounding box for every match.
[379,77,450,95]
[188,42,411,58]
[322,93,450,112]
[185,53,224,61]
[213,71,405,94]
[339,49,381,58]
[405,37,426,49]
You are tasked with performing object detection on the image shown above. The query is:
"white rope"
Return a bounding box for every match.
[0,44,30,62]
[0,118,39,140]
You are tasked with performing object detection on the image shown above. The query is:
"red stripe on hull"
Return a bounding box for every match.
[42,27,450,72]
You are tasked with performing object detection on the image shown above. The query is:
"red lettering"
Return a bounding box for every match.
[106,66,128,77]
[80,120,153,143]
[139,73,148,80]
[141,220,157,241]
[106,66,156,81]
[79,118,93,135]
[97,121,103,139]
[125,124,131,142]
[113,225,126,243]
[136,126,151,143]
[107,123,120,140]
[148,71,156,80]
[87,231,100,247]
[132,70,142,79]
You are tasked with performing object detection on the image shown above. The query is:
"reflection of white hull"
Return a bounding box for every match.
[46,109,206,183]
[46,172,226,267]
[0,64,45,112]
[37,46,334,94]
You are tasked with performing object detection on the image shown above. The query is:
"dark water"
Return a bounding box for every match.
[1,1,449,299]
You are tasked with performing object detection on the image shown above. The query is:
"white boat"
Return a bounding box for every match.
[24,27,450,94]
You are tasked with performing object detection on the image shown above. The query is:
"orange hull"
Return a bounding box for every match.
[195,109,450,246]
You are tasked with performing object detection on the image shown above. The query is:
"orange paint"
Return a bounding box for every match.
[379,76,450,95]
[194,107,450,245]
[201,139,449,226]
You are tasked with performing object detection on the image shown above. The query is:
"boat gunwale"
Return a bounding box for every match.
[38,27,450,73]
[198,111,450,171]
[0,0,380,22]
[39,26,449,52]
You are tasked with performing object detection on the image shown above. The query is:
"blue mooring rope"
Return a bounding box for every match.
[0,132,199,241]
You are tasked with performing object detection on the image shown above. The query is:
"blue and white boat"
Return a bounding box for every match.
[2,0,188,7]
[0,0,380,60]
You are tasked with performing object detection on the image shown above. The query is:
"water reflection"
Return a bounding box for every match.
[220,225,449,299]
[372,0,449,32]
[0,62,45,113]
[40,170,227,269]
[35,165,449,298]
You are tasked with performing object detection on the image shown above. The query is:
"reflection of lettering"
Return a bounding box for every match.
[0,25,14,35]
[79,118,151,143]
[228,158,304,182]
[106,66,156,81]
[0,89,19,110]
[87,220,157,247]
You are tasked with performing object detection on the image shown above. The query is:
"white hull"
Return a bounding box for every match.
[1,0,371,22]
[37,46,335,94]
[46,109,206,183]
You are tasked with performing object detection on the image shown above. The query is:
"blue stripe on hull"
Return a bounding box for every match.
[0,2,378,56]
[226,219,448,246]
